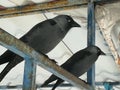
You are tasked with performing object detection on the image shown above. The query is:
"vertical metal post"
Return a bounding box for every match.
[87,0,96,87]
[23,57,36,90]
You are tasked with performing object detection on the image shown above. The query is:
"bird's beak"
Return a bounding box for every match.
[100,51,106,55]
[72,21,81,27]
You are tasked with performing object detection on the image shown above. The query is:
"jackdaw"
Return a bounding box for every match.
[0,15,80,81]
[41,45,105,90]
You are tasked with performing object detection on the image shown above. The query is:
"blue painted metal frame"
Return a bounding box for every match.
[87,1,117,90]
[104,83,113,90]
[87,0,96,87]
[23,57,36,90]
[0,81,120,89]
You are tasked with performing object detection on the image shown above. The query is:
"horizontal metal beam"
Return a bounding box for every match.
[0,0,87,18]
[0,82,120,89]
[0,28,93,90]
[95,82,120,86]
[0,0,118,18]
[94,0,120,4]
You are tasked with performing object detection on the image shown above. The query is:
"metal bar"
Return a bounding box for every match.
[0,0,88,18]
[0,82,120,89]
[87,0,96,87]
[104,83,113,90]
[23,58,36,90]
[0,28,93,90]
[0,0,117,19]
[95,82,120,86]
[94,0,120,4]
[0,84,73,89]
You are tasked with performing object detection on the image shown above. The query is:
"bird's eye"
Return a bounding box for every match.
[66,16,71,23]
[67,19,71,23]
[97,49,100,52]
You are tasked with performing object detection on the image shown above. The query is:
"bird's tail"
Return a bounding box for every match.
[0,55,23,82]
[41,75,58,87]
[52,79,64,90]
[0,50,16,65]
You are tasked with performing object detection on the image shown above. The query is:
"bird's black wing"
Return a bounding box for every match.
[41,74,58,87]
[52,79,64,90]
[0,55,23,82]
[61,49,92,71]
[48,19,57,25]
[0,50,18,65]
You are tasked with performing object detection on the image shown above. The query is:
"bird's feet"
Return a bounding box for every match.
[79,79,88,84]
[44,55,57,64]
[50,59,57,64]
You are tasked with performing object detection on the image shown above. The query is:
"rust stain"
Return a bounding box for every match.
[117,56,120,65]
[0,0,68,14]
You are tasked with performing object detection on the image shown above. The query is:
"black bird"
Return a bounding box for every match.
[41,45,105,90]
[0,15,80,81]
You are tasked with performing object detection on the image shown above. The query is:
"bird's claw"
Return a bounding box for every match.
[50,59,57,64]
[80,79,88,84]
[45,55,57,64]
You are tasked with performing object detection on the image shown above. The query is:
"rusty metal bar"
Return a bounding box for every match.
[0,28,93,90]
[0,0,88,18]
[0,0,117,19]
